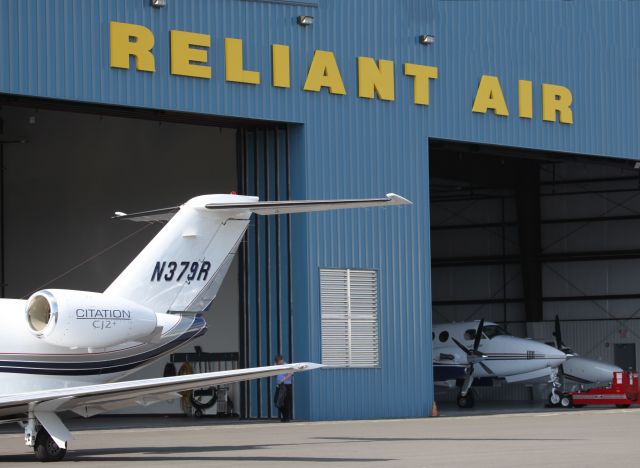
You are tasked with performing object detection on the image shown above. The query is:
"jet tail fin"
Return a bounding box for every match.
[106,193,410,313]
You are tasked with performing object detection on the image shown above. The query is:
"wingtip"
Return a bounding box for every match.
[385,193,412,205]
[293,362,325,371]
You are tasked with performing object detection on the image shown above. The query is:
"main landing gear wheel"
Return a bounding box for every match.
[33,429,66,462]
[548,392,561,406]
[559,395,572,408]
[457,391,475,409]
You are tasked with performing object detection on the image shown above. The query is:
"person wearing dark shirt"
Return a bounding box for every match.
[274,354,293,422]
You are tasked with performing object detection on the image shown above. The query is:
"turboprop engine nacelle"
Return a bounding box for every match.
[25,289,158,349]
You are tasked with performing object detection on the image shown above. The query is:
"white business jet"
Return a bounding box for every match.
[0,192,410,462]
[433,319,567,408]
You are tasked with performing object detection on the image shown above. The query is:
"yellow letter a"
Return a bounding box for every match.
[303,51,346,95]
[472,75,509,116]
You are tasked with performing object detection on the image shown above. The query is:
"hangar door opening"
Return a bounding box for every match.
[0,98,294,419]
[429,139,640,405]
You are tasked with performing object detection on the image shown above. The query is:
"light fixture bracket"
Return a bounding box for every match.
[297,15,314,26]
[419,34,435,45]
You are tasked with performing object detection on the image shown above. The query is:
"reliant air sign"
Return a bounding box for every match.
[109,21,573,125]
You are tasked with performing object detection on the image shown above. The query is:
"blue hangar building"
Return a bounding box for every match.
[2,0,640,420]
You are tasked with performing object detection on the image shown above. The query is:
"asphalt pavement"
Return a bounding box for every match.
[0,407,638,467]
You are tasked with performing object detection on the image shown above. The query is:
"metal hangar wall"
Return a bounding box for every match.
[1,0,640,419]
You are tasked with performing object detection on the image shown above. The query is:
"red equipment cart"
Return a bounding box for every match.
[560,371,639,409]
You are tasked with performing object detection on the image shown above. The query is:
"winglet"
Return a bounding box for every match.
[293,362,325,371]
[385,193,412,206]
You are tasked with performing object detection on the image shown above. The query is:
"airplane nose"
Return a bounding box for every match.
[537,341,567,367]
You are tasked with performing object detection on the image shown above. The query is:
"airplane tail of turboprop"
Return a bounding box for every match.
[104,193,410,314]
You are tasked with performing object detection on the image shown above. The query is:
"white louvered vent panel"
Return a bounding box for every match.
[320,268,379,368]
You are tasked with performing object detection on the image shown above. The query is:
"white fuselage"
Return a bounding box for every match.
[0,298,206,401]
[433,321,566,383]
[562,355,622,387]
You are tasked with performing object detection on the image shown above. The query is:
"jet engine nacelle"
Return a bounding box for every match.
[25,289,158,349]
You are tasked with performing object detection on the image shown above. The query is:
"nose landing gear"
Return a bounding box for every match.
[456,389,475,408]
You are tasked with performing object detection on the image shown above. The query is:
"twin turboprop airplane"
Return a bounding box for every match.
[433,319,567,408]
[548,315,621,403]
[0,192,410,462]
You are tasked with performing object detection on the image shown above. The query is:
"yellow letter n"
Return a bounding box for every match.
[358,57,395,101]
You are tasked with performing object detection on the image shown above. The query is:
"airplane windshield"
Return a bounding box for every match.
[482,325,508,339]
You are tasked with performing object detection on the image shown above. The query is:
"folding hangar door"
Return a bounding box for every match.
[429,139,640,403]
[0,95,294,418]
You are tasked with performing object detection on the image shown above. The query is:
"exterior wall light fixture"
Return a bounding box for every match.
[297,15,314,26]
[419,34,435,45]
[151,0,166,8]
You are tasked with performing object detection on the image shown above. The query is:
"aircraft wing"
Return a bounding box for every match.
[0,362,321,448]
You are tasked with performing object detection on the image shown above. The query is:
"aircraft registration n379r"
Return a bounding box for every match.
[0,192,410,462]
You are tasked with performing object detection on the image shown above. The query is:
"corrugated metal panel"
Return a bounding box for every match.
[2,0,640,420]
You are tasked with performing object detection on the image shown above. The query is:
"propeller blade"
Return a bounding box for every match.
[473,318,485,351]
[479,362,495,375]
[452,337,471,356]
[552,314,564,349]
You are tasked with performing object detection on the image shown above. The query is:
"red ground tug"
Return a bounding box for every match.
[558,371,639,408]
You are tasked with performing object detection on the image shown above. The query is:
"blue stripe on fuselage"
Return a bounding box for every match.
[0,314,207,376]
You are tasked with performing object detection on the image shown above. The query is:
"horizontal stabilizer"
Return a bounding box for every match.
[205,193,411,215]
[113,193,410,223]
[112,206,179,223]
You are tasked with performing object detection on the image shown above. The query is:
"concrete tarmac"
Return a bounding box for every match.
[1,408,639,467]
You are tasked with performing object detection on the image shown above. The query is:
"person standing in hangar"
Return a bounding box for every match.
[274,354,293,422]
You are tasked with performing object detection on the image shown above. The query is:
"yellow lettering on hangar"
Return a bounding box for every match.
[472,75,509,116]
[471,75,573,124]
[542,83,573,124]
[225,38,261,85]
[110,21,156,72]
[303,50,346,95]
[518,80,533,119]
[358,57,395,101]
[107,22,574,124]
[170,30,211,79]
[272,44,291,88]
[404,63,438,106]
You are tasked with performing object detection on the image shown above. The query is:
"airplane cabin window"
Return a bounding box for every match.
[438,331,449,342]
[483,325,508,339]
[464,329,476,340]
[432,332,435,341]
